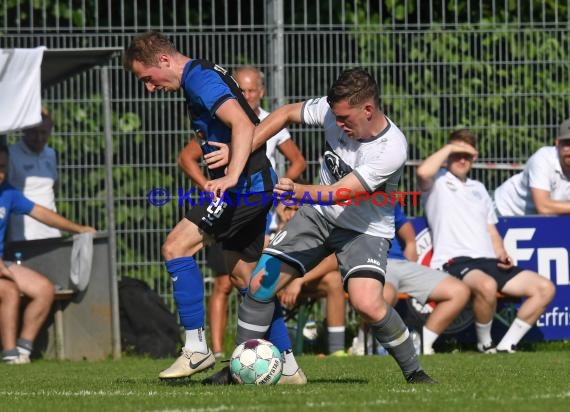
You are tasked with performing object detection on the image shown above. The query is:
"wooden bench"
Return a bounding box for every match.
[53,289,77,360]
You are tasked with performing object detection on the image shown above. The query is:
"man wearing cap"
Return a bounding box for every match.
[494,119,570,216]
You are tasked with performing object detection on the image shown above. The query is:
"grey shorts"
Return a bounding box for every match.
[385,259,448,304]
[264,206,390,286]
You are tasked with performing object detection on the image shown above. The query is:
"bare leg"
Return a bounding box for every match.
[9,265,54,343]
[208,274,232,355]
[0,278,20,351]
[425,276,470,334]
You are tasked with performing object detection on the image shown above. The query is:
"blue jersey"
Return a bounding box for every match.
[0,183,34,256]
[388,203,408,260]
[182,59,277,193]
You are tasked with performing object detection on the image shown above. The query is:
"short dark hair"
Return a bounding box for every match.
[449,128,477,149]
[327,68,380,108]
[123,31,178,71]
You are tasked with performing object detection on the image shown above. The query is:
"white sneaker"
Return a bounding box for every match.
[422,347,435,356]
[4,354,30,365]
[159,348,215,379]
[477,342,497,354]
[348,337,365,356]
[278,368,307,385]
[496,344,517,354]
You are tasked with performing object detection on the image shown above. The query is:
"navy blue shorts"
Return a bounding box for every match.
[442,256,524,291]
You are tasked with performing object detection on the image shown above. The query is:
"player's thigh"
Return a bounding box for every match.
[8,265,53,299]
[428,273,469,303]
[265,206,332,275]
[501,269,552,298]
[332,231,389,286]
[462,269,498,295]
[164,217,208,257]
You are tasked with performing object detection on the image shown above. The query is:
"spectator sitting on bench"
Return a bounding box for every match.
[416,128,556,353]
[0,144,96,364]
[349,203,470,356]
[0,276,21,363]
[382,203,470,355]
[276,203,347,356]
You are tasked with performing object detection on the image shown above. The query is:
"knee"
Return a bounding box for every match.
[536,278,556,304]
[214,276,233,295]
[0,281,20,303]
[472,277,497,300]
[352,299,388,323]
[321,272,343,295]
[35,276,54,305]
[452,282,471,305]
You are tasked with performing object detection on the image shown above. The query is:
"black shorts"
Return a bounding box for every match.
[205,242,229,275]
[185,191,272,261]
[442,256,524,291]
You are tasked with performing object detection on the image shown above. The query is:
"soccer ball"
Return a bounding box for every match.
[229,339,283,385]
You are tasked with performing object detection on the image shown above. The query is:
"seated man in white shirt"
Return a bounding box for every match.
[416,128,556,353]
[8,108,61,240]
[494,118,570,216]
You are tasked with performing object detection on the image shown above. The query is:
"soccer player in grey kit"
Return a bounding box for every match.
[235,68,435,383]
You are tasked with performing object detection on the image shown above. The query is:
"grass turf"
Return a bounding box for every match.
[1,350,569,411]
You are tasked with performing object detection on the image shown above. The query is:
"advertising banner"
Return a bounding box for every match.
[411,216,570,341]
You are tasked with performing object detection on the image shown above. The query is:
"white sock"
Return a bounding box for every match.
[357,325,366,341]
[281,350,300,376]
[497,318,531,350]
[184,328,208,353]
[475,320,494,347]
[422,326,439,354]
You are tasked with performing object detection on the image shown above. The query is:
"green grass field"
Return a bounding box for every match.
[1,349,569,412]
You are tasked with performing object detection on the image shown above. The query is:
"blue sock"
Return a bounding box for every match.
[238,288,291,352]
[165,257,204,330]
[266,297,292,353]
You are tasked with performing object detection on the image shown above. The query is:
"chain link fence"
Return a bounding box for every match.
[2,1,569,328]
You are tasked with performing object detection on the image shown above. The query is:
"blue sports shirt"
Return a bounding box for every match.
[0,183,35,256]
[388,203,408,260]
[181,59,277,193]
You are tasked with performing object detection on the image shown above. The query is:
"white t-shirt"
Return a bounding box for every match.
[259,108,291,170]
[424,169,497,269]
[301,97,407,238]
[7,139,61,240]
[494,146,570,216]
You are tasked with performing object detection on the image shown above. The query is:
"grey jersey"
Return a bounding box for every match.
[301,97,408,238]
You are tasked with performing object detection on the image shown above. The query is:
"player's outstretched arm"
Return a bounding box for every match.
[252,102,304,152]
[28,204,96,234]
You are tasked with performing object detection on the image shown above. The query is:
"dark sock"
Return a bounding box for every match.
[368,306,420,377]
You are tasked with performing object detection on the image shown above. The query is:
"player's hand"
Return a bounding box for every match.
[274,177,296,197]
[205,175,238,199]
[0,260,15,281]
[448,142,478,158]
[78,226,97,233]
[204,141,230,169]
[497,254,513,271]
[279,278,303,307]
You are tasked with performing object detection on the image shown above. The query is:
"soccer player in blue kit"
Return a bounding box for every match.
[123,32,305,383]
